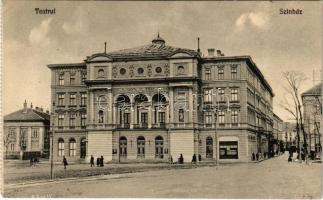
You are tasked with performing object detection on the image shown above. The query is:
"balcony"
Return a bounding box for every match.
[151,123,166,129]
[133,123,148,129]
[117,124,130,129]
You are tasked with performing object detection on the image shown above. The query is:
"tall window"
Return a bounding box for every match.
[98,110,104,123]
[81,113,87,128]
[69,113,76,128]
[81,72,87,84]
[205,68,211,80]
[206,136,213,158]
[59,73,64,86]
[70,93,76,106]
[218,110,225,124]
[141,113,148,125]
[231,110,238,124]
[81,93,87,106]
[231,66,237,79]
[58,114,64,128]
[137,136,145,158]
[155,136,164,159]
[205,112,212,124]
[32,129,39,138]
[158,112,165,124]
[58,94,65,106]
[70,73,75,85]
[58,138,64,156]
[124,113,130,124]
[179,109,185,122]
[218,67,224,80]
[69,138,76,156]
[119,137,127,158]
[204,88,213,103]
[231,88,238,101]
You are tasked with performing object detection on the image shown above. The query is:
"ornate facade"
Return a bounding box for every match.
[48,35,274,163]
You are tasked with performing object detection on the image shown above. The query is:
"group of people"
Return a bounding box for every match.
[191,154,202,163]
[29,157,39,167]
[90,155,104,167]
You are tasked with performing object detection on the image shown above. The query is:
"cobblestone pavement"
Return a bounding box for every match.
[4,153,322,198]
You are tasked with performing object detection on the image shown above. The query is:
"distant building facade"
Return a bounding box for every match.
[272,113,284,153]
[4,101,50,159]
[48,35,274,163]
[302,83,322,153]
[283,122,297,150]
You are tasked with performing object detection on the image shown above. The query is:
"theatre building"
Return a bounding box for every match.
[48,35,274,163]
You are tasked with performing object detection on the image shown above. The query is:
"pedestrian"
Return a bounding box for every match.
[198,154,202,162]
[256,153,259,161]
[30,157,34,167]
[169,156,173,164]
[96,157,100,167]
[191,154,197,164]
[62,156,68,169]
[252,153,255,161]
[90,155,94,167]
[179,154,184,164]
[100,155,104,167]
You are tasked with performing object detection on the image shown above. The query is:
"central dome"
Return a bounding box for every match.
[151,33,165,45]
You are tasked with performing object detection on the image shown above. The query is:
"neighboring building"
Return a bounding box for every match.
[272,113,284,153]
[302,83,322,153]
[283,122,297,150]
[47,35,274,163]
[4,101,50,159]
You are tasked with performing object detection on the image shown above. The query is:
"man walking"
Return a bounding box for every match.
[90,155,94,167]
[62,156,68,169]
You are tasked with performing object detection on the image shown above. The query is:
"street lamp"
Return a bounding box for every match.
[50,101,56,180]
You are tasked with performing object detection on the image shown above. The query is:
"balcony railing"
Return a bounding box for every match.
[151,123,166,129]
[117,124,130,129]
[133,123,148,129]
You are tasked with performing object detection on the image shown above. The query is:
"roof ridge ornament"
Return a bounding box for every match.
[152,33,165,45]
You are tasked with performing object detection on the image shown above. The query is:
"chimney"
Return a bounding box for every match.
[40,107,43,112]
[216,50,222,57]
[197,37,201,55]
[23,100,27,113]
[207,48,215,57]
[46,110,49,114]
[30,102,33,109]
[35,106,39,111]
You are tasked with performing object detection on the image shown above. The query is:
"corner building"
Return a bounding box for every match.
[48,35,274,163]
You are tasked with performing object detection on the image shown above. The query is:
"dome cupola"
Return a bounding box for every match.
[151,33,165,45]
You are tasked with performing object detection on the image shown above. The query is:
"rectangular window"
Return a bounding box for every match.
[141,113,148,124]
[58,94,65,106]
[231,88,238,101]
[81,72,87,84]
[59,73,64,86]
[10,143,15,151]
[218,110,225,124]
[124,113,130,124]
[218,67,224,80]
[205,112,212,124]
[219,141,238,159]
[81,93,87,106]
[204,88,213,103]
[69,93,76,106]
[70,73,75,85]
[158,112,165,123]
[58,142,64,156]
[179,109,185,122]
[205,68,211,80]
[231,66,237,79]
[69,113,76,128]
[69,141,76,156]
[231,110,238,124]
[81,113,87,128]
[58,114,64,128]
[32,129,39,138]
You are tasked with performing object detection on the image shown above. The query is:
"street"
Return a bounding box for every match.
[4,153,322,198]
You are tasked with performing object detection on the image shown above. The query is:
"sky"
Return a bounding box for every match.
[3,1,322,121]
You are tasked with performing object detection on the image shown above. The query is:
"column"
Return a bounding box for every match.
[88,90,94,125]
[188,88,193,124]
[39,128,43,152]
[16,127,20,151]
[27,127,32,151]
[108,89,113,124]
[130,100,134,129]
[148,105,152,129]
[169,88,174,127]
[113,104,117,125]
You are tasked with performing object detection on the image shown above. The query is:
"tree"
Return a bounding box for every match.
[280,71,308,163]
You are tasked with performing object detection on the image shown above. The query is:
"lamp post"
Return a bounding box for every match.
[50,101,56,180]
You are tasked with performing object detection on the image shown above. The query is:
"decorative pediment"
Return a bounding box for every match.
[86,54,113,62]
[169,51,194,58]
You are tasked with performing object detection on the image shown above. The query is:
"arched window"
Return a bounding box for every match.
[119,136,127,158]
[69,138,76,156]
[155,136,164,159]
[98,69,105,78]
[206,136,213,159]
[58,138,64,157]
[98,110,104,123]
[137,136,145,158]
[80,138,86,158]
